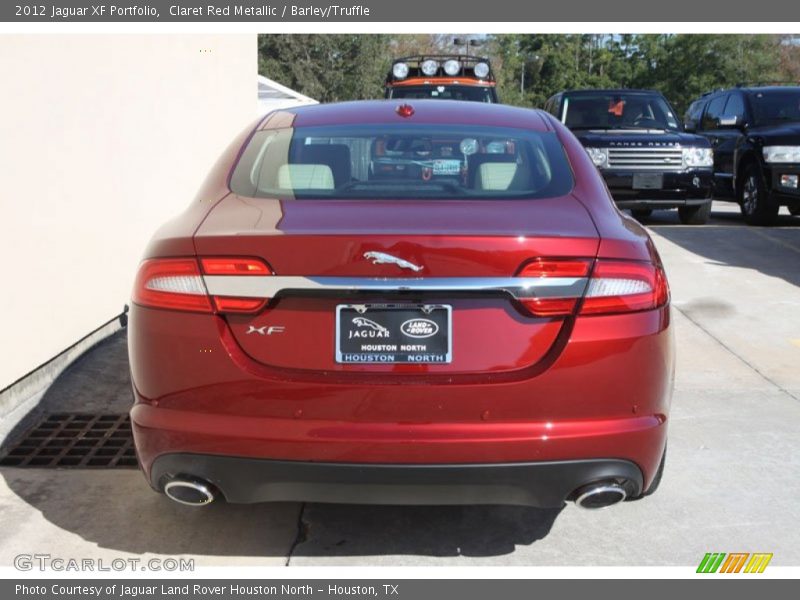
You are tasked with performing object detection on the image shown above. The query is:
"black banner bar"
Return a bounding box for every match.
[2,0,800,22]
[3,579,797,600]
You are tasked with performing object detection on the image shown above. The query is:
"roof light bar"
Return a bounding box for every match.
[392,62,409,79]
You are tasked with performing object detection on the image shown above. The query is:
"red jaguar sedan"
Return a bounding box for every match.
[129,100,673,510]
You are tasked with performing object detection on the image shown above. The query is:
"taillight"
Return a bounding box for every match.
[211,296,267,313]
[133,258,212,313]
[518,258,591,278]
[516,258,591,317]
[133,257,272,314]
[514,257,669,318]
[580,260,669,315]
[199,257,271,276]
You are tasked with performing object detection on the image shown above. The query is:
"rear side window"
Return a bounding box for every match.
[702,95,728,130]
[724,93,746,121]
[684,99,706,129]
[230,124,574,200]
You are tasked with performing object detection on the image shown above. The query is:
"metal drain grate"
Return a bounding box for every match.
[0,413,137,468]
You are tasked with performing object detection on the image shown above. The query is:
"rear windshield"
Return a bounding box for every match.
[561,92,680,131]
[229,124,574,200]
[388,85,495,103]
[748,89,800,126]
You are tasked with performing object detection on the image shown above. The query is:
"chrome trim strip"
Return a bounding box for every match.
[203,275,588,299]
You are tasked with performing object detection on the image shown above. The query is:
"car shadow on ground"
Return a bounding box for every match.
[289,502,563,558]
[632,204,800,289]
[0,331,562,560]
[0,468,562,559]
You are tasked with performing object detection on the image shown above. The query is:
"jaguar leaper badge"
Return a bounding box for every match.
[363,251,423,272]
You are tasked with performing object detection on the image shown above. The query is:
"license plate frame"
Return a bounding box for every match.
[335,304,452,365]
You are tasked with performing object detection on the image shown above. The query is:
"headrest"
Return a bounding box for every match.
[475,162,519,191]
[277,164,335,190]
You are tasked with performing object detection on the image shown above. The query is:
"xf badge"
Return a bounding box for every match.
[246,325,285,335]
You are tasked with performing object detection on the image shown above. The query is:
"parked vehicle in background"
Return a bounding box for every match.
[129,100,672,510]
[384,55,498,103]
[545,89,714,224]
[684,85,800,225]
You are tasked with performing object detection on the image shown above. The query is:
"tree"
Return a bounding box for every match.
[258,34,391,102]
[258,34,797,113]
[633,34,784,114]
[779,36,800,81]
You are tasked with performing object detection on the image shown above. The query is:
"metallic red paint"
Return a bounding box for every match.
[129,100,674,505]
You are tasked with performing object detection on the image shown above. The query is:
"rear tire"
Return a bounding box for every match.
[677,201,711,225]
[739,163,779,225]
[628,446,666,501]
[631,208,653,219]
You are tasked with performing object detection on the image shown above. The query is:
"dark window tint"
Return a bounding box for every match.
[724,93,746,121]
[230,124,575,201]
[388,85,495,103]
[702,94,728,130]
[560,92,680,130]
[684,99,706,129]
[544,97,559,116]
[748,89,800,126]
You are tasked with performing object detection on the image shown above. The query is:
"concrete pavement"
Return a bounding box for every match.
[1,201,798,567]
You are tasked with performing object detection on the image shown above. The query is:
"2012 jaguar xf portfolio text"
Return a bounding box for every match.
[129,100,673,509]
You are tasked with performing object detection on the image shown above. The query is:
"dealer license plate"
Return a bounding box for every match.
[336,304,452,364]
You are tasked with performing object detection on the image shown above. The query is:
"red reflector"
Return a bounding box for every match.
[200,257,272,276]
[212,297,267,313]
[396,103,415,118]
[579,260,669,315]
[132,258,212,313]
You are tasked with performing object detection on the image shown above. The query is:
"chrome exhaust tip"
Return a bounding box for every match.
[164,478,217,506]
[574,482,627,509]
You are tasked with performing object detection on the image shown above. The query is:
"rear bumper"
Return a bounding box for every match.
[129,304,673,497]
[132,398,666,506]
[614,197,711,210]
[149,454,643,507]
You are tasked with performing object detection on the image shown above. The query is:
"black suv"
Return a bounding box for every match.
[545,89,714,224]
[685,85,800,224]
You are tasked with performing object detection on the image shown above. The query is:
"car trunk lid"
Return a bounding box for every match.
[193,195,599,376]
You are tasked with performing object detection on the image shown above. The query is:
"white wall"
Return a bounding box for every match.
[0,35,256,390]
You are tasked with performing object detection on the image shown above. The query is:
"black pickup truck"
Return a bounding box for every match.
[544,89,714,224]
[684,85,800,225]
